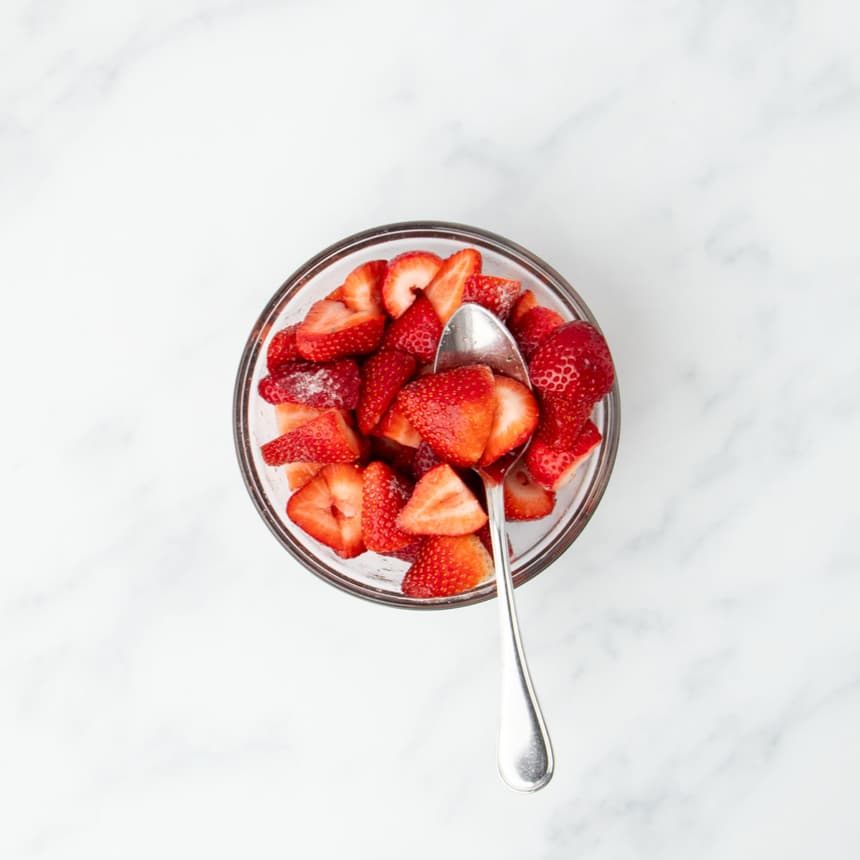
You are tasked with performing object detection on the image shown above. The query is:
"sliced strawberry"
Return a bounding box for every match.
[423,248,482,324]
[356,349,417,435]
[369,436,416,476]
[384,539,425,564]
[380,295,442,363]
[376,400,422,448]
[266,325,300,373]
[503,464,556,520]
[411,440,444,480]
[361,461,415,553]
[396,464,487,536]
[326,285,345,301]
[524,420,602,491]
[274,401,325,434]
[462,274,521,320]
[284,462,323,490]
[510,306,564,362]
[479,375,539,467]
[258,359,360,409]
[381,251,442,318]
[508,289,538,327]
[396,364,495,468]
[538,392,594,450]
[475,523,514,560]
[286,463,364,558]
[296,299,386,361]
[401,535,493,598]
[529,321,615,401]
[342,260,387,314]
[261,410,360,465]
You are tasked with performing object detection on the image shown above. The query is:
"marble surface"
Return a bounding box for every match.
[2,0,859,857]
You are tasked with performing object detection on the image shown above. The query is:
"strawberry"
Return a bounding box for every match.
[361,461,415,552]
[401,535,493,598]
[508,289,538,327]
[384,539,425,564]
[341,260,387,314]
[462,274,521,320]
[274,401,325,434]
[266,325,300,373]
[475,523,514,560]
[286,463,365,558]
[258,359,360,409]
[369,436,416,476]
[396,364,495,468]
[326,285,346,301]
[356,349,417,435]
[524,420,602,491]
[261,410,360,466]
[510,306,564,361]
[376,400,422,448]
[479,375,539,467]
[381,251,442,318]
[423,248,482,324]
[380,295,442,363]
[411,440,444,480]
[296,300,386,361]
[529,321,615,401]
[503,464,556,520]
[284,462,323,490]
[538,392,593,450]
[396,464,487,536]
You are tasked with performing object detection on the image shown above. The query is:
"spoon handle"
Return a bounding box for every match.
[484,480,554,791]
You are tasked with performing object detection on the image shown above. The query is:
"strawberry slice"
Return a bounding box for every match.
[284,462,323,490]
[369,436,416,476]
[361,461,415,552]
[258,359,360,409]
[503,464,556,520]
[380,295,442,363]
[538,392,593,450]
[401,535,493,598]
[381,251,442,318]
[286,463,365,558]
[423,248,482,325]
[508,289,538,327]
[261,410,360,465]
[510,306,565,361]
[296,299,386,361]
[396,464,488,536]
[480,375,539,467]
[463,274,521,320]
[411,440,444,480]
[274,401,325,434]
[376,400,423,448]
[326,285,346,301]
[524,420,602,491]
[383,539,425,564]
[396,364,495,468]
[529,320,615,401]
[474,523,514,560]
[341,260,387,314]
[266,325,300,373]
[356,349,417,435]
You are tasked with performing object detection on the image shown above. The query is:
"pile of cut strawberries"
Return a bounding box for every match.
[257,247,614,598]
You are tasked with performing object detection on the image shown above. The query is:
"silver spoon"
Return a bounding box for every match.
[434,303,554,792]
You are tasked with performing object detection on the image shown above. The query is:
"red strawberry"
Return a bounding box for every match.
[381,295,442,363]
[274,401,325,434]
[411,440,444,480]
[261,410,360,465]
[341,260,387,314]
[397,364,495,468]
[296,300,386,361]
[326,285,345,301]
[396,464,487,536]
[361,461,415,553]
[286,463,365,558]
[529,321,615,401]
[369,436,416,476]
[475,523,514,560]
[538,392,593,450]
[509,289,538,327]
[503,464,556,520]
[480,375,539,466]
[510,306,564,362]
[284,462,323,490]
[376,401,422,448]
[266,325,300,373]
[384,539,425,563]
[258,359,360,409]
[381,251,442,318]
[401,535,493,598]
[423,248,482,324]
[462,274,521,320]
[524,420,602,491]
[356,349,417,435]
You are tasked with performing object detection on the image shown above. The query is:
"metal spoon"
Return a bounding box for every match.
[434,303,554,792]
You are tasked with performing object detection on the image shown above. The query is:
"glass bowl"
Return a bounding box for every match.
[233,221,620,609]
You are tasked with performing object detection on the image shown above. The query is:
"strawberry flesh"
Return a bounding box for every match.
[479,375,539,467]
[261,410,360,465]
[381,251,442,318]
[508,289,538,327]
[503,464,556,520]
[375,401,422,448]
[296,299,385,361]
[258,359,360,409]
[463,274,521,320]
[396,464,488,536]
[423,248,482,324]
[341,260,387,314]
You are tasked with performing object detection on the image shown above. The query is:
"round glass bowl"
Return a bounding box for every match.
[234,221,620,609]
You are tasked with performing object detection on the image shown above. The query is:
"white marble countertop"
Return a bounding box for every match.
[3,1,859,857]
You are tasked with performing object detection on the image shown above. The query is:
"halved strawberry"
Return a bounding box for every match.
[361,461,415,553]
[376,401,422,448]
[261,410,360,465]
[475,523,514,560]
[524,420,602,491]
[383,539,425,564]
[510,306,564,361]
[508,289,538,326]
[401,535,493,598]
[342,260,387,314]
[274,401,325,434]
[380,295,442,363]
[296,300,386,361]
[396,364,495,468]
[396,464,487,536]
[381,251,442,318]
[258,359,360,409]
[411,440,444,480]
[538,392,593,450]
[503,464,556,520]
[326,285,346,301]
[423,248,482,324]
[266,325,300,373]
[356,349,417,435]
[479,375,539,467]
[284,462,323,490]
[462,274,521,320]
[286,463,365,558]
[369,436,416,476]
